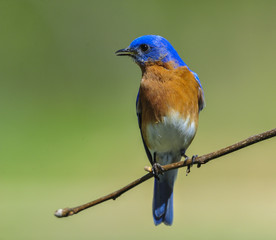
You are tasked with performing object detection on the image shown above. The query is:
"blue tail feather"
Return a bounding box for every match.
[153,171,176,226]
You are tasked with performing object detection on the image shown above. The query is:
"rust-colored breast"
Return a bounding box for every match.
[138,62,201,143]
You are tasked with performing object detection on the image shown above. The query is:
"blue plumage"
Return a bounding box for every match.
[153,167,178,225]
[128,35,203,89]
[153,179,173,225]
[129,35,186,67]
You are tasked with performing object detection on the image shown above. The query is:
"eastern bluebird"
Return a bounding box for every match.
[116,35,205,226]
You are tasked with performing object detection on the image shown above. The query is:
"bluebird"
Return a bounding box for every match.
[116,35,205,226]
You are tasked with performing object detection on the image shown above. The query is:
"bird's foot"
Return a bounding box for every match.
[152,163,164,181]
[184,155,198,176]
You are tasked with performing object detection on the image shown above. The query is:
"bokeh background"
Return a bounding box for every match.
[1,1,275,239]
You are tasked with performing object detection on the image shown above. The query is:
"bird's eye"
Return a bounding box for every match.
[140,44,149,52]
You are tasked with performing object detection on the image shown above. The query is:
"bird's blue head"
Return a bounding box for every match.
[116,35,186,68]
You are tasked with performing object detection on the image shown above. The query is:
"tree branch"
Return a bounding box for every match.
[54,128,276,218]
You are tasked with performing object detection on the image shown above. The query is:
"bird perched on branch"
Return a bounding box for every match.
[116,35,205,226]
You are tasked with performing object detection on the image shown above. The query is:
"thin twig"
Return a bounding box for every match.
[54,128,276,218]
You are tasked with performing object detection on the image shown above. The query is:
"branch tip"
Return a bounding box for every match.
[55,208,66,218]
[54,208,72,218]
[144,166,152,172]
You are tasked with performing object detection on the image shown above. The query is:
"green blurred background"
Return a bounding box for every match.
[0,0,275,239]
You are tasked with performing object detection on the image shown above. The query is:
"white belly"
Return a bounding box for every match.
[146,111,196,154]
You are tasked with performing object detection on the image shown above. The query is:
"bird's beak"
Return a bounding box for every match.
[115,48,135,56]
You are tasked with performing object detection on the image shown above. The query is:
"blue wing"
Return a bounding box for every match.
[190,70,205,112]
[136,90,153,165]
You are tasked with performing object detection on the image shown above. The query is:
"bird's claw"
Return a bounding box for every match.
[152,163,164,180]
[184,155,198,176]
